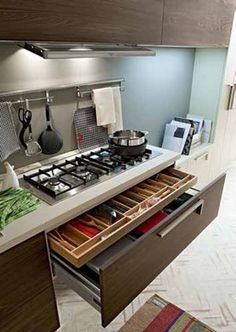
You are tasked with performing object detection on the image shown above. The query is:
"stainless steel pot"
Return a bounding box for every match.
[109,140,147,157]
[109,130,149,147]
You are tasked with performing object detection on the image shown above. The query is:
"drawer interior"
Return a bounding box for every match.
[50,192,195,313]
[51,252,101,312]
[48,167,197,268]
[84,192,195,273]
[51,175,225,327]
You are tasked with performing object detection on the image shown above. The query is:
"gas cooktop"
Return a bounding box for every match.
[20,146,162,205]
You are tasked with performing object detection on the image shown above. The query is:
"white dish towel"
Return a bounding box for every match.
[107,86,123,134]
[92,87,116,127]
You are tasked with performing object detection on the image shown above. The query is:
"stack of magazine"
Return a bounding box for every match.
[162,114,211,155]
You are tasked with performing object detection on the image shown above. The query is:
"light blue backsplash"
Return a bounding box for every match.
[0,45,195,170]
[189,48,227,135]
[109,48,195,145]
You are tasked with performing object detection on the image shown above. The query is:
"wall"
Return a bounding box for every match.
[0,44,195,171]
[189,48,227,138]
[109,50,195,145]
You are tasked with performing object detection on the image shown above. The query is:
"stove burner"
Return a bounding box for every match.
[75,165,90,177]
[100,151,110,157]
[102,157,114,165]
[45,176,70,194]
[48,177,60,186]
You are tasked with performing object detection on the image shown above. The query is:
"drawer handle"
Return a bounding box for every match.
[194,152,209,161]
[157,199,204,238]
[227,84,236,110]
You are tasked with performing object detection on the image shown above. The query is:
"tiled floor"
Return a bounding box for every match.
[55,167,236,332]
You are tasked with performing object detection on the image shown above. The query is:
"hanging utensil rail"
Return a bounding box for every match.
[0,78,125,104]
[10,96,53,105]
[0,90,54,106]
[76,78,125,98]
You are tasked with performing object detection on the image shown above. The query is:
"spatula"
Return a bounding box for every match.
[38,102,63,155]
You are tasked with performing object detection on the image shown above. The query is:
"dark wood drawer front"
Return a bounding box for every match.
[0,0,163,45]
[100,175,225,326]
[0,233,59,332]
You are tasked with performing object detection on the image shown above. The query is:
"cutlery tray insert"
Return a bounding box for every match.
[48,167,197,268]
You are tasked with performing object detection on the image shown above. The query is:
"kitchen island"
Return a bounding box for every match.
[0,146,225,330]
[0,146,180,331]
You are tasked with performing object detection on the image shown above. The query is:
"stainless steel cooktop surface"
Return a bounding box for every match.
[20,146,162,205]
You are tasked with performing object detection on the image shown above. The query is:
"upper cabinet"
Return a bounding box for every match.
[0,0,235,47]
[162,0,236,47]
[0,0,164,45]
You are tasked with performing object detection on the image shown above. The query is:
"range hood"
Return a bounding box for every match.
[19,42,156,59]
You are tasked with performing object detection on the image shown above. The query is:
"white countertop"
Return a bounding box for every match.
[0,146,180,254]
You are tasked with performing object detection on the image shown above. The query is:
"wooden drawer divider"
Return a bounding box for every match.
[48,167,197,268]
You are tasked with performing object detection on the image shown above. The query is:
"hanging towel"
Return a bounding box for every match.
[0,102,20,162]
[107,86,123,134]
[92,87,116,126]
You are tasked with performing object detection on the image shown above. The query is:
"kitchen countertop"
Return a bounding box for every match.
[0,146,180,254]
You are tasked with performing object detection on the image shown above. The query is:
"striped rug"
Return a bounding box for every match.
[119,295,216,332]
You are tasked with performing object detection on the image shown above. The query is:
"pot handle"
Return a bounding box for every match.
[108,135,114,141]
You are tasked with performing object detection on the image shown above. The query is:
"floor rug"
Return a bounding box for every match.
[119,294,216,332]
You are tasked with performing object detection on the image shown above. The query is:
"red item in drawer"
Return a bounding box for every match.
[134,211,167,235]
[69,220,100,238]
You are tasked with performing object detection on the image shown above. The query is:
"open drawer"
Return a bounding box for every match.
[50,174,225,327]
[48,167,197,268]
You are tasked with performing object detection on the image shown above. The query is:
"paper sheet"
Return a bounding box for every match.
[162,121,191,153]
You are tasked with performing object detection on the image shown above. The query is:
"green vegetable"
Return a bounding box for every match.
[0,188,40,231]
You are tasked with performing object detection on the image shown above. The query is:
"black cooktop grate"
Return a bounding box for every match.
[23,157,108,198]
[23,148,153,199]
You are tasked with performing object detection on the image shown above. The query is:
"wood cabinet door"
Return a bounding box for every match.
[222,14,236,165]
[162,0,235,47]
[0,233,59,332]
[224,12,236,85]
[212,12,236,174]
[0,0,163,45]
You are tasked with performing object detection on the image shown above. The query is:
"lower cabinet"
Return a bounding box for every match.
[0,169,225,329]
[0,233,60,332]
[48,167,225,327]
[177,149,212,190]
